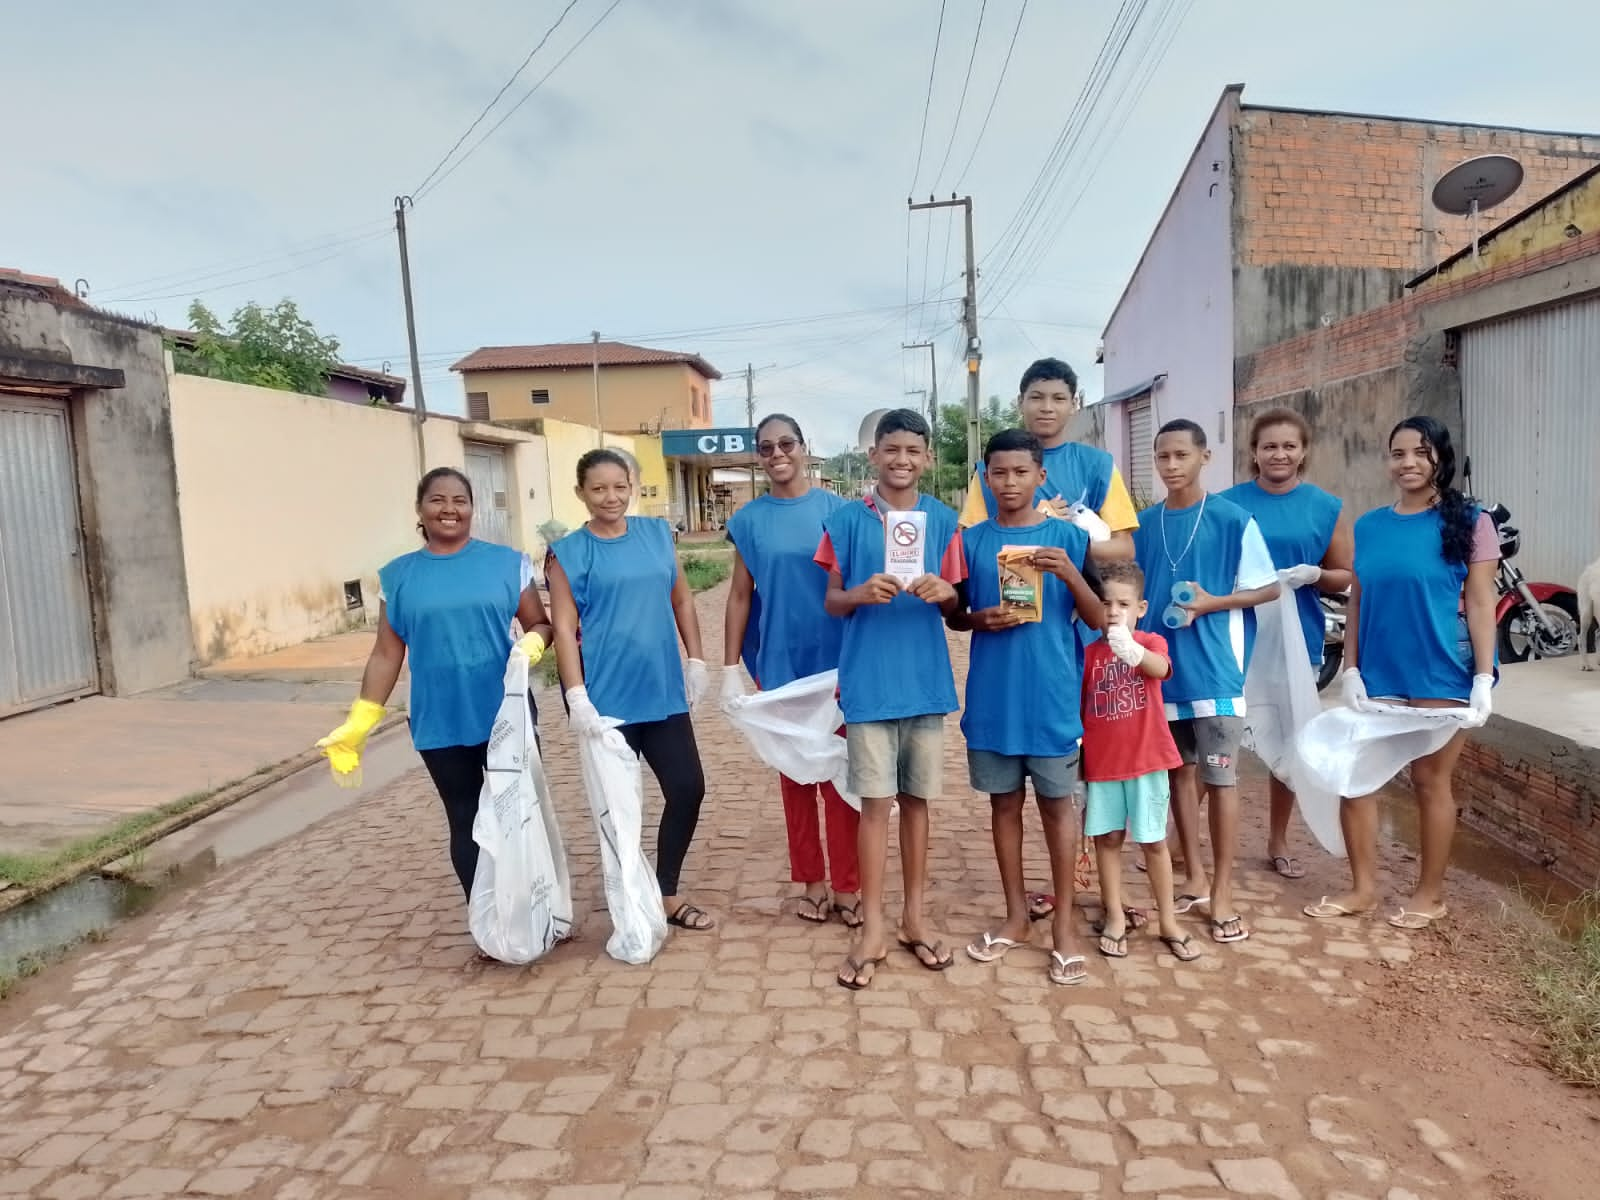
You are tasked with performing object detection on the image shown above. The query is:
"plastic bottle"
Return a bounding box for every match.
[1161,604,1194,630]
[1170,580,1199,606]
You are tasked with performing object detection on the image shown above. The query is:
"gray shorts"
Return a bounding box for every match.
[1170,715,1245,787]
[846,715,944,800]
[967,748,1080,799]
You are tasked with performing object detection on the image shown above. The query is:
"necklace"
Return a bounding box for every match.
[1160,493,1208,574]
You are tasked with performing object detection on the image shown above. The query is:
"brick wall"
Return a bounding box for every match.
[1235,108,1600,271]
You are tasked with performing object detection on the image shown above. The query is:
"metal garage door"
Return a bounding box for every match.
[0,394,97,715]
[462,442,512,546]
[1459,296,1599,586]
[1126,396,1154,505]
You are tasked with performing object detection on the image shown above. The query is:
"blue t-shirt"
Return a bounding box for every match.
[1133,494,1278,718]
[1353,505,1496,701]
[726,489,846,690]
[817,494,962,724]
[549,517,687,725]
[379,539,531,752]
[1222,479,1342,666]
[969,440,1115,521]
[960,518,1093,757]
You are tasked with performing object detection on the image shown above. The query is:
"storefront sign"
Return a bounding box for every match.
[661,427,758,457]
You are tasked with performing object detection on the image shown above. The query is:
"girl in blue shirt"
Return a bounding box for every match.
[722,415,859,928]
[547,449,715,933]
[319,467,553,905]
[1305,417,1498,931]
[1222,408,1353,880]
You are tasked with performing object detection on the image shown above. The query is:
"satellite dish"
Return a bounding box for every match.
[1431,154,1524,262]
[857,408,891,452]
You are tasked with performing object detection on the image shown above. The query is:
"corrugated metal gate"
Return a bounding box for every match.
[1126,396,1154,504]
[463,442,512,546]
[1459,296,1600,586]
[0,394,98,714]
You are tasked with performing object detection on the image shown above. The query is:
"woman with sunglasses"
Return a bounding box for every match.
[723,414,861,927]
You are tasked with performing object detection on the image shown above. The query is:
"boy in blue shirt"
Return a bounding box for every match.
[815,409,965,989]
[950,430,1105,986]
[1133,419,1279,944]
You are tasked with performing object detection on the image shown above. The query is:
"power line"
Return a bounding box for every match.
[99,219,389,298]
[105,231,392,305]
[906,0,949,194]
[410,0,584,199]
[954,0,1028,189]
[930,0,987,190]
[416,0,626,202]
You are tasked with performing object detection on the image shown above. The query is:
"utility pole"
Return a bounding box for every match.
[394,195,428,473]
[590,331,602,447]
[745,363,757,501]
[903,339,939,499]
[909,194,980,476]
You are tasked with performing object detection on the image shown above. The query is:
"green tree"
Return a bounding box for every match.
[932,394,1019,500]
[171,299,341,396]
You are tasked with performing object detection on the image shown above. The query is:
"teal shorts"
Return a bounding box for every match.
[1085,770,1171,845]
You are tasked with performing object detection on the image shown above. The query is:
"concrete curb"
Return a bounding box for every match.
[0,713,411,916]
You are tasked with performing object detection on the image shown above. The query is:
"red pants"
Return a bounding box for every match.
[780,775,860,893]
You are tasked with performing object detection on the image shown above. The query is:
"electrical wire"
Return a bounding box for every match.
[105,231,392,305]
[906,0,949,195]
[953,0,1028,190]
[410,0,584,199]
[929,0,986,189]
[99,219,390,299]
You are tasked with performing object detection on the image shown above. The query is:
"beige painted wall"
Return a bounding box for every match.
[169,374,553,663]
[540,417,637,537]
[466,361,713,433]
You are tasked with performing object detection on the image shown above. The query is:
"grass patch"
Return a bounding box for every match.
[0,791,218,888]
[1518,892,1600,1088]
[681,553,731,592]
[0,928,111,1003]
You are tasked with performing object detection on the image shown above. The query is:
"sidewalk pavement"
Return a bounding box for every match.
[0,586,1583,1198]
[1,633,402,859]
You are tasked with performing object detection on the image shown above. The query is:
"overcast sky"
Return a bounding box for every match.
[12,1,1600,456]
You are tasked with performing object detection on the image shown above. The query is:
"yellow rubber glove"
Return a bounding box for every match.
[316,698,386,787]
[514,631,547,664]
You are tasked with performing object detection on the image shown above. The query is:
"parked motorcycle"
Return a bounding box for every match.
[1483,501,1581,662]
[1317,591,1347,691]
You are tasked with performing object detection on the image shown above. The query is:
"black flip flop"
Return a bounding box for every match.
[836,953,886,990]
[1160,934,1201,962]
[897,936,954,971]
[831,899,864,929]
[796,896,829,924]
[668,903,715,931]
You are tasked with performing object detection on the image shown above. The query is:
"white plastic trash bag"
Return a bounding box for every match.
[723,670,860,812]
[577,721,669,965]
[469,647,574,964]
[1295,701,1473,801]
[1243,582,1344,856]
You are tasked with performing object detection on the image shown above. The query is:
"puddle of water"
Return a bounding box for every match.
[0,874,155,974]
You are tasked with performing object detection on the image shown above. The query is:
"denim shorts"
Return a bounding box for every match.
[846,715,944,800]
[967,748,1080,799]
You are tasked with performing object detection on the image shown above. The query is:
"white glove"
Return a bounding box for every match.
[685,658,709,711]
[1341,668,1370,713]
[565,685,606,739]
[1466,673,1494,728]
[1105,622,1145,669]
[1067,503,1112,544]
[720,666,747,710]
[1280,563,1322,590]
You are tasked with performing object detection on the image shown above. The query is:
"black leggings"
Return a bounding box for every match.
[619,712,707,897]
[418,694,540,899]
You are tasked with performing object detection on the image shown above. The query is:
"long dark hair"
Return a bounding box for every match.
[1389,416,1474,566]
[415,467,473,541]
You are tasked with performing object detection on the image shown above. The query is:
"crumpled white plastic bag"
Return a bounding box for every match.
[1243,580,1345,856]
[468,646,574,964]
[577,721,669,965]
[723,669,860,812]
[1295,700,1473,801]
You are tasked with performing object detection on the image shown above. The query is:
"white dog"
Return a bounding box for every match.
[1580,557,1600,671]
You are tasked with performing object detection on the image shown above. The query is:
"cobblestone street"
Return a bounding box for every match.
[0,587,1590,1199]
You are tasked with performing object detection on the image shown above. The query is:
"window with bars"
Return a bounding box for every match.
[531,389,551,405]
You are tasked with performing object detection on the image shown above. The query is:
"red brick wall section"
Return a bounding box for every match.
[1450,736,1600,891]
[1237,226,1600,404]
[1236,109,1600,271]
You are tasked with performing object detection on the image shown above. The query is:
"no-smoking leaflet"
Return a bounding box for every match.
[883,510,927,585]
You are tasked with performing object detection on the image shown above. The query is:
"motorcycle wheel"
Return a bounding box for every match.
[1316,645,1341,692]
[1497,593,1580,663]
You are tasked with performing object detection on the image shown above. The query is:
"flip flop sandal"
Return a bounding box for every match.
[1174,893,1210,915]
[1160,934,1201,962]
[836,954,886,991]
[966,932,1026,962]
[897,936,955,971]
[1096,930,1128,958]
[1093,906,1149,934]
[796,896,830,924]
[1027,892,1056,921]
[1303,896,1372,919]
[1209,916,1250,944]
[667,903,715,931]
[1048,951,1088,986]
[1269,855,1307,880]
[831,899,864,929]
[1388,907,1448,930]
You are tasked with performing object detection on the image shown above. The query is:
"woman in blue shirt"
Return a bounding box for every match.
[318,467,553,904]
[722,415,858,927]
[547,449,715,933]
[1222,408,1352,880]
[1305,417,1498,930]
